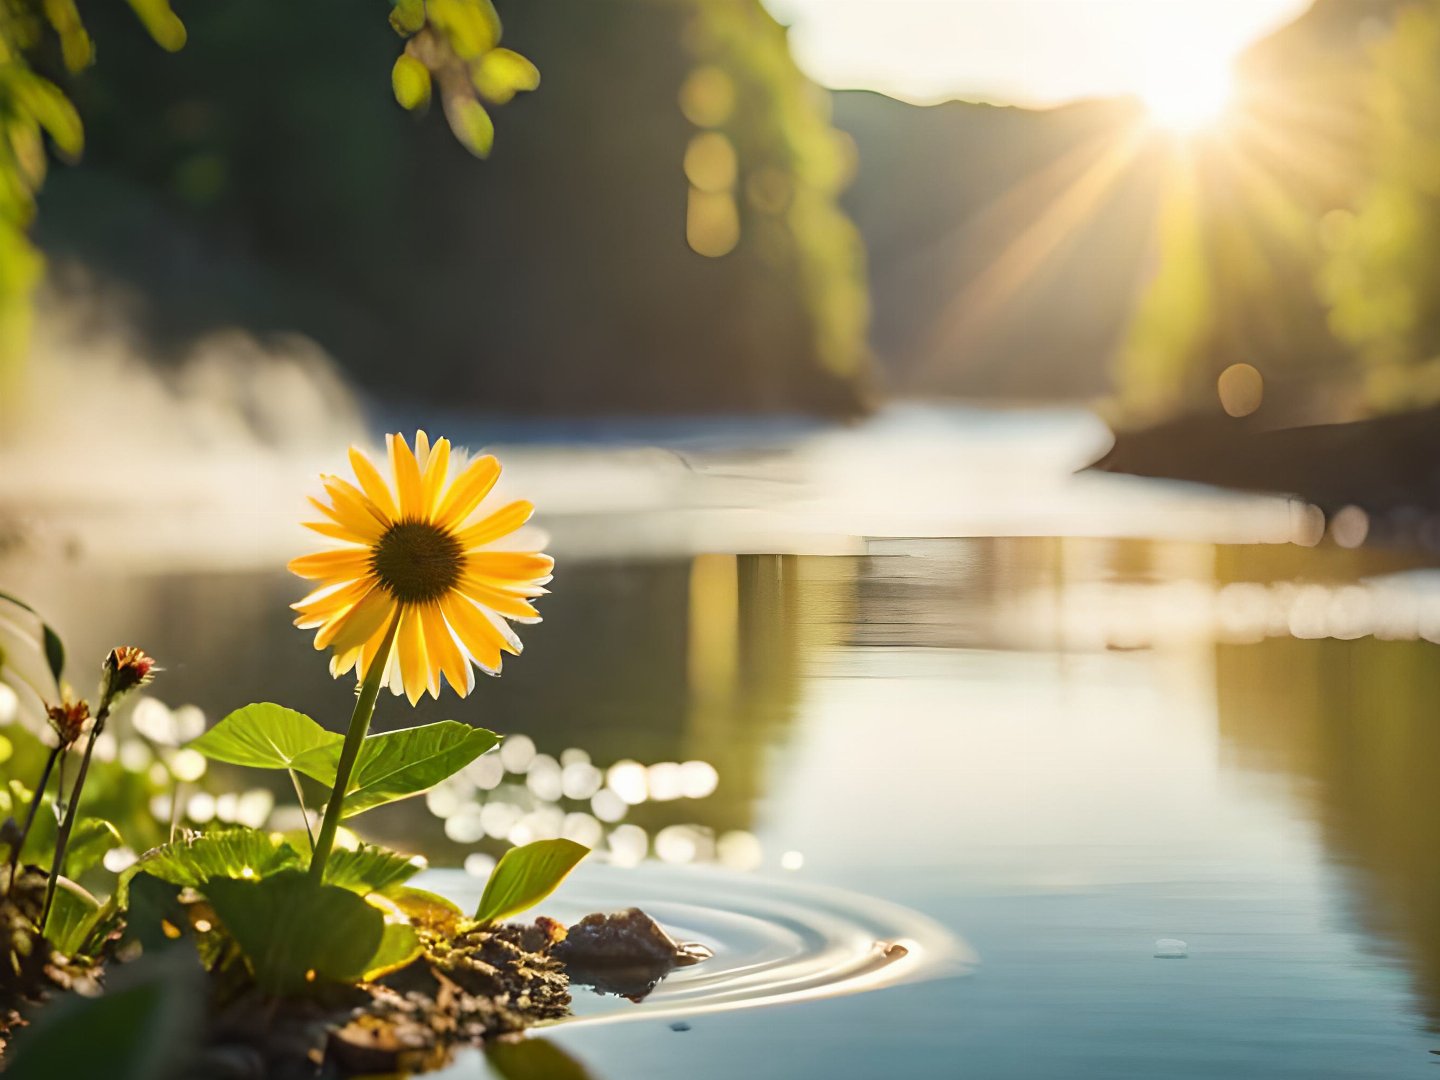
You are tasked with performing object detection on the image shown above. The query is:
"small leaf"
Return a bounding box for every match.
[125,0,187,51]
[0,590,65,684]
[391,886,464,935]
[189,703,341,771]
[44,876,101,956]
[362,898,423,980]
[389,0,426,35]
[294,721,499,818]
[487,1038,599,1080]
[62,818,121,878]
[392,54,431,111]
[21,811,118,877]
[323,844,422,895]
[126,828,303,893]
[471,48,540,105]
[474,839,588,927]
[445,95,495,159]
[205,869,384,992]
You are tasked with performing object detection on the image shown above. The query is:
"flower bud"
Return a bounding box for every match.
[46,698,91,748]
[101,646,158,706]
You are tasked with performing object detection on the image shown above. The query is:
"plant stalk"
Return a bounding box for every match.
[308,611,402,885]
[5,744,61,896]
[40,703,109,929]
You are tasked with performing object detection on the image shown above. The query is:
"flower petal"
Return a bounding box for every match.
[420,602,473,698]
[440,594,505,674]
[455,577,540,622]
[388,433,425,521]
[349,446,400,523]
[465,551,555,585]
[321,587,395,654]
[420,437,451,522]
[436,454,500,525]
[288,549,374,581]
[457,500,534,551]
[396,605,432,704]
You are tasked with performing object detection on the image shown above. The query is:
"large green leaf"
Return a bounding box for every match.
[189,703,341,771]
[294,721,499,818]
[127,828,303,893]
[474,838,588,927]
[322,844,422,895]
[5,948,204,1080]
[205,869,384,993]
[44,876,101,956]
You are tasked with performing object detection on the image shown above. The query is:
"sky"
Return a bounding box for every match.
[761,0,1311,108]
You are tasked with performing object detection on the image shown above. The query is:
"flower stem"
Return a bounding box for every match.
[40,704,109,931]
[308,611,402,885]
[5,745,61,896]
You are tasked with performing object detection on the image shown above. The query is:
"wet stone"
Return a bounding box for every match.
[553,908,712,1003]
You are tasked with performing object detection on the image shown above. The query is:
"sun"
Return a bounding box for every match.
[1139,61,1235,134]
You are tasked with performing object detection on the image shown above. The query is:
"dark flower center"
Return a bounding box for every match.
[372,520,464,604]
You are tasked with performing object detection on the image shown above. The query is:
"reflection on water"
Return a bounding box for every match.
[4,411,1440,1076]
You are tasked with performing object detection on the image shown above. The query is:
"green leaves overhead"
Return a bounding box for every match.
[205,869,386,993]
[293,721,499,818]
[386,0,536,157]
[125,0,187,52]
[474,838,588,928]
[189,703,341,771]
[322,844,423,895]
[128,829,303,892]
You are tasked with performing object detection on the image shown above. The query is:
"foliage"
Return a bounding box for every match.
[292,719,500,817]
[1318,0,1440,411]
[205,868,398,992]
[192,704,499,817]
[474,837,587,927]
[0,0,535,407]
[0,1,183,398]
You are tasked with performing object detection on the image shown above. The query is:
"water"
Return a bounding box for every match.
[3,405,1439,1077]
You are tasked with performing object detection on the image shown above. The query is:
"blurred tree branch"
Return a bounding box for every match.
[0,0,535,397]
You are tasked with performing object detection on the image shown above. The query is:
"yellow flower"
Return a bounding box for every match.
[288,431,553,703]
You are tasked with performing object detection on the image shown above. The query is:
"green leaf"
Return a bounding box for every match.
[362,919,422,981]
[127,828,303,893]
[487,1039,598,1080]
[294,721,499,818]
[205,869,384,993]
[474,838,588,927]
[391,886,464,935]
[5,948,204,1080]
[62,818,122,878]
[21,810,119,878]
[471,48,540,105]
[125,0,187,51]
[392,55,431,111]
[44,876,101,956]
[0,590,65,684]
[389,0,426,35]
[322,844,422,895]
[120,873,188,953]
[189,703,341,771]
